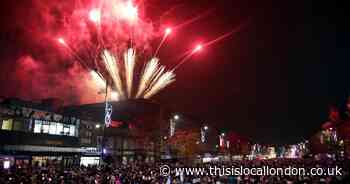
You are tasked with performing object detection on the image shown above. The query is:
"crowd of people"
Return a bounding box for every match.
[0,157,349,184]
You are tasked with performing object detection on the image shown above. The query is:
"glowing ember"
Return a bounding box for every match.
[165,28,172,36]
[57,37,66,45]
[193,44,203,53]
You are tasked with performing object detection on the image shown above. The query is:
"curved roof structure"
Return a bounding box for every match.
[62,99,161,123]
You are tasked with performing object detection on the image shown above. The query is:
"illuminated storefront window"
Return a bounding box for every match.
[49,122,57,134]
[1,119,13,130]
[42,121,50,133]
[56,123,63,135]
[33,120,76,136]
[69,125,75,136]
[34,120,41,133]
[80,157,100,166]
[64,125,70,135]
[32,156,62,167]
[13,120,25,131]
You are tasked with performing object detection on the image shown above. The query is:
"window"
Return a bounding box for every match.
[13,119,25,131]
[34,120,42,133]
[42,121,49,133]
[33,120,75,136]
[80,157,99,166]
[2,119,13,130]
[63,125,70,136]
[49,122,57,135]
[56,123,63,135]
[69,125,75,136]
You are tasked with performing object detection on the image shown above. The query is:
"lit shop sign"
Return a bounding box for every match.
[0,105,80,125]
[81,147,101,155]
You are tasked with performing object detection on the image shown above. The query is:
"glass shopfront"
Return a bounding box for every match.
[34,120,76,136]
[80,157,100,166]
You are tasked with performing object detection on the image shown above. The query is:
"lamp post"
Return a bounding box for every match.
[201,125,209,143]
[101,80,112,164]
[219,133,225,148]
[170,114,179,137]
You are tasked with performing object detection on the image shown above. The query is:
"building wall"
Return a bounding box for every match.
[0,99,83,167]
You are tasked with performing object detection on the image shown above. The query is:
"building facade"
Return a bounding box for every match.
[63,99,164,164]
[0,98,101,168]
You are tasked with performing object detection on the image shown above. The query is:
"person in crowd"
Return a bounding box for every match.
[0,157,349,184]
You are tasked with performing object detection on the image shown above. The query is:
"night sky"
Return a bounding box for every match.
[0,0,344,144]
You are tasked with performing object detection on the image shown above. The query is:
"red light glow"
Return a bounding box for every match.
[193,44,203,53]
[57,37,66,45]
[165,28,172,36]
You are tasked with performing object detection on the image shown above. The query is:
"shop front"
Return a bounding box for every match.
[80,147,100,166]
[1,145,82,168]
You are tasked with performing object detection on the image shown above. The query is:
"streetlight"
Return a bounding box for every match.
[201,125,209,143]
[219,133,225,147]
[170,114,179,137]
[95,124,101,129]
[204,126,209,130]
[174,114,180,120]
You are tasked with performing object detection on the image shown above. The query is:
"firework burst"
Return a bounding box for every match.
[54,0,201,102]
[101,50,125,99]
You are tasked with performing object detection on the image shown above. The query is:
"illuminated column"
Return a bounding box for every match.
[105,103,113,127]
[170,119,176,137]
[219,133,225,147]
[201,128,205,143]
[201,126,209,143]
[104,81,112,128]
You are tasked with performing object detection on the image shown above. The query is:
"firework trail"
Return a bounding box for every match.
[97,47,175,99]
[147,66,165,90]
[136,57,159,98]
[90,70,105,89]
[203,21,249,47]
[124,48,136,98]
[101,50,125,99]
[53,0,221,102]
[173,44,202,71]
[144,70,175,99]
[154,28,171,57]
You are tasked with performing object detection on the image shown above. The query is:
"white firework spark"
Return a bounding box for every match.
[144,69,175,99]
[90,70,105,89]
[124,48,136,98]
[136,57,160,98]
[101,50,125,99]
[96,48,175,100]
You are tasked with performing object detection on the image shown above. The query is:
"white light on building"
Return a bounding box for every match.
[105,103,113,127]
[201,128,205,143]
[3,160,10,169]
[170,119,176,137]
